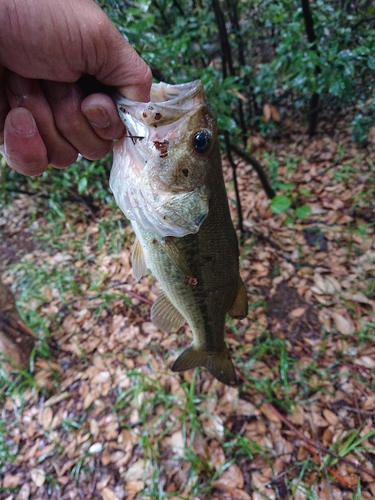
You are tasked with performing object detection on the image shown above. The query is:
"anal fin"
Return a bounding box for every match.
[171,345,237,386]
[228,276,248,319]
[151,291,186,332]
[132,237,147,282]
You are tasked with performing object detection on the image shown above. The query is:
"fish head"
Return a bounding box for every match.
[110,81,219,238]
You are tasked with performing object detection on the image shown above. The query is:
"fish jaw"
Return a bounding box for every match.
[110,81,217,238]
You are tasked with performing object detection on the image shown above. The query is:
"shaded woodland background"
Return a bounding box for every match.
[1,0,375,499]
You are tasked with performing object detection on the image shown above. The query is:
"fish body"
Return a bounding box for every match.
[110,81,247,385]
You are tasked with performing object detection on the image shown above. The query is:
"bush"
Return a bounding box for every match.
[100,0,375,140]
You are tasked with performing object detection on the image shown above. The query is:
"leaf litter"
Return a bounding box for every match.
[0,114,375,499]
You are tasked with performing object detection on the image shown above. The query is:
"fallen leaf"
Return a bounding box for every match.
[260,403,281,423]
[332,312,355,335]
[263,103,272,122]
[101,488,119,500]
[289,307,306,318]
[30,468,46,487]
[322,408,338,426]
[270,105,280,122]
[213,463,244,489]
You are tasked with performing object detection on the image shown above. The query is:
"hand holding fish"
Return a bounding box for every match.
[0,0,152,176]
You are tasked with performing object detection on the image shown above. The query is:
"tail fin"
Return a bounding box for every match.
[171,345,237,386]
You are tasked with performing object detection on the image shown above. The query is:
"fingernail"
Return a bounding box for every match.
[9,109,36,135]
[82,105,110,128]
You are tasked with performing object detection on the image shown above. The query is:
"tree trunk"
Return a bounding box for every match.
[301,0,321,137]
[0,277,35,375]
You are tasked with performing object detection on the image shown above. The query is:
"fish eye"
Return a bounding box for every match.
[192,129,211,154]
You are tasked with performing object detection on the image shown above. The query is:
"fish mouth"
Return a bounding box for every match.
[110,81,211,239]
[114,80,206,129]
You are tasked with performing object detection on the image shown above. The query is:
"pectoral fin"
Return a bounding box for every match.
[161,237,193,278]
[228,277,248,319]
[151,291,186,332]
[171,344,237,386]
[132,237,148,281]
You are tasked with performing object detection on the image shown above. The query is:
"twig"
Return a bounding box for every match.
[224,133,244,235]
[352,14,375,30]
[229,142,276,199]
[306,445,358,487]
[101,281,154,306]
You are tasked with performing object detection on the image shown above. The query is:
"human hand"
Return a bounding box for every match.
[0,0,152,176]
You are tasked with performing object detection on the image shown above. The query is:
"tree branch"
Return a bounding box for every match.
[229,142,276,199]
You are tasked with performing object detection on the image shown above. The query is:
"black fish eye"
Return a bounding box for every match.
[192,129,211,154]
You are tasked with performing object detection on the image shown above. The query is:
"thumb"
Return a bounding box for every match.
[93,27,152,102]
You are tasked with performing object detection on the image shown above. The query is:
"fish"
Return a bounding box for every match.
[110,80,248,386]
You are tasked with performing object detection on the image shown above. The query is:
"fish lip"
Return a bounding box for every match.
[114,80,203,106]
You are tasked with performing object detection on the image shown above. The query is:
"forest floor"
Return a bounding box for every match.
[0,113,375,500]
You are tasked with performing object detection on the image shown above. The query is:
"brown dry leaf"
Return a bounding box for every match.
[16,483,31,500]
[3,472,22,488]
[38,406,53,430]
[213,463,244,490]
[43,392,70,407]
[170,430,184,456]
[101,487,119,500]
[364,395,375,410]
[263,103,272,122]
[125,481,144,493]
[270,105,280,122]
[289,306,306,318]
[290,405,305,426]
[357,355,375,369]
[332,312,355,335]
[30,468,46,487]
[124,459,147,481]
[259,403,281,423]
[322,408,339,426]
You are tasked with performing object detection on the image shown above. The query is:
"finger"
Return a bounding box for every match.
[81,93,125,141]
[5,72,78,168]
[0,66,10,144]
[42,81,113,159]
[86,13,152,102]
[3,107,48,176]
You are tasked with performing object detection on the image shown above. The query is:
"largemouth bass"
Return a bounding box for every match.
[110,81,248,386]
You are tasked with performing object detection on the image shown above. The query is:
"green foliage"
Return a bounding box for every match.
[99,0,375,142]
[270,194,292,214]
[0,155,113,210]
[351,97,375,144]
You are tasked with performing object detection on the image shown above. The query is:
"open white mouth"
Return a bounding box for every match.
[109,81,210,239]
